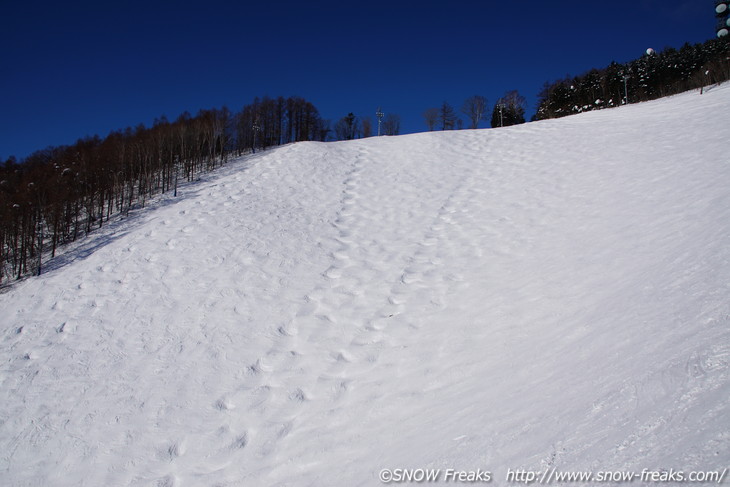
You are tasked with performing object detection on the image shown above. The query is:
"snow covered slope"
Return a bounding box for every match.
[2,85,729,486]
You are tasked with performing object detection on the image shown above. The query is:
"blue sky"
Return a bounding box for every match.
[1,0,714,160]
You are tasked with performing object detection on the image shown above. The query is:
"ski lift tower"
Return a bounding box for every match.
[376,107,384,136]
[717,0,730,37]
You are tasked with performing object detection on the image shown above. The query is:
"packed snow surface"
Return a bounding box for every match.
[2,86,730,486]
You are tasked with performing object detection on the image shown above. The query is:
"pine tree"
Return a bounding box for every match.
[439,102,457,130]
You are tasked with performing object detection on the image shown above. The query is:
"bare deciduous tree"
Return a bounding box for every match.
[382,114,400,136]
[423,108,439,131]
[361,117,373,138]
[462,95,488,129]
[335,113,359,140]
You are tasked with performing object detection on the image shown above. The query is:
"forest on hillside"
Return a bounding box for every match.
[535,37,729,120]
[0,97,325,284]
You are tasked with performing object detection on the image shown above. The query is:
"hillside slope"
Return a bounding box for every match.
[1,85,729,486]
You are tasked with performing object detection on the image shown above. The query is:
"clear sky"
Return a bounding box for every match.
[0,0,715,160]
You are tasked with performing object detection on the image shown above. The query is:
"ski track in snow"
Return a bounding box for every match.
[2,85,730,486]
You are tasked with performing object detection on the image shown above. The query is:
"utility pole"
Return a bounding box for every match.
[376,107,384,136]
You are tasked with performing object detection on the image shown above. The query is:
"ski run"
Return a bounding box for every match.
[1,84,729,486]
